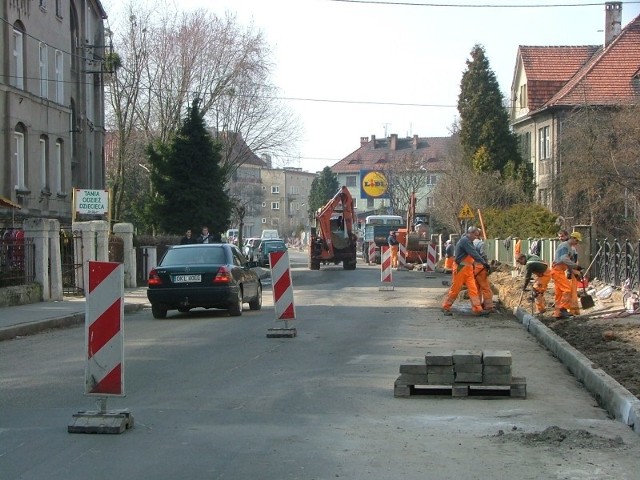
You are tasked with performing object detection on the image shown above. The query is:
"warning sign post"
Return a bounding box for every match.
[68,261,134,434]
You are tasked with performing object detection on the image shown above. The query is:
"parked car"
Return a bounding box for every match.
[260,229,280,240]
[243,237,262,262]
[146,243,262,319]
[257,239,288,267]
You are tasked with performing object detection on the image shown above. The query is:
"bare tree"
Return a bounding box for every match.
[383,152,429,218]
[556,105,640,238]
[103,1,301,227]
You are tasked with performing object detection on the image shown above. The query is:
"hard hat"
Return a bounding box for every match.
[570,231,583,242]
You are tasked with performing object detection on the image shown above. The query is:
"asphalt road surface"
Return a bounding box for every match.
[1,251,639,480]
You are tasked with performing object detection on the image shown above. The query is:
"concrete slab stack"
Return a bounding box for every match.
[394,349,525,398]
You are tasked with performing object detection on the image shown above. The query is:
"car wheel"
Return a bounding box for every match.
[151,304,168,319]
[249,282,262,311]
[229,288,243,316]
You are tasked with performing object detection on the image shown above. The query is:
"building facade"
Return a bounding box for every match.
[258,167,316,239]
[1,0,107,228]
[330,134,452,221]
[510,2,639,210]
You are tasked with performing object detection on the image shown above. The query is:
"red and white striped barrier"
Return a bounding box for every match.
[380,245,393,289]
[398,242,407,269]
[270,250,295,320]
[426,244,437,272]
[368,242,376,264]
[85,261,124,396]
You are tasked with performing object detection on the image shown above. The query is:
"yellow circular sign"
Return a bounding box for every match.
[361,171,388,198]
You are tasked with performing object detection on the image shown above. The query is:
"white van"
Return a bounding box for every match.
[260,229,279,240]
[226,229,239,244]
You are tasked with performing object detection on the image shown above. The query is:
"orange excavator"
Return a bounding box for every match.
[309,186,358,270]
[395,191,430,265]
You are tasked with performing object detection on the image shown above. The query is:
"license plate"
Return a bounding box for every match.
[173,274,201,283]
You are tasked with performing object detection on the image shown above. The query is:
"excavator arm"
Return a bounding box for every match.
[315,186,355,257]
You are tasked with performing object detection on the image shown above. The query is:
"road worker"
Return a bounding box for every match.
[517,253,551,315]
[473,235,494,313]
[442,226,491,316]
[443,239,455,273]
[551,231,583,318]
[557,229,581,315]
[388,231,399,269]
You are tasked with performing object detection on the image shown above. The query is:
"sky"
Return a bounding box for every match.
[106,0,640,173]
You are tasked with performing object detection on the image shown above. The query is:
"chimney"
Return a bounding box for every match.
[360,136,369,147]
[390,133,398,151]
[605,2,622,46]
[370,135,376,149]
[412,135,419,150]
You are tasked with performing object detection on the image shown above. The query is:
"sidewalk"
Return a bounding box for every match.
[0,287,149,342]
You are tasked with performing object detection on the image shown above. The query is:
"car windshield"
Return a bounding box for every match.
[161,247,226,266]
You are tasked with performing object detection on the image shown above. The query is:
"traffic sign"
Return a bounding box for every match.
[458,203,474,220]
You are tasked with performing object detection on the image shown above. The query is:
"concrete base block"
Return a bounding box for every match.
[379,285,394,291]
[68,410,134,434]
[266,328,297,338]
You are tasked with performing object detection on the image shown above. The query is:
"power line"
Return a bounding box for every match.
[328,0,640,8]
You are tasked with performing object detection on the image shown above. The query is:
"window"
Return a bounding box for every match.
[271,186,279,194]
[519,84,527,108]
[271,202,280,210]
[55,0,62,18]
[538,126,550,160]
[426,197,434,207]
[40,43,49,98]
[346,175,357,187]
[426,175,437,186]
[12,29,24,89]
[55,140,63,194]
[289,185,300,195]
[367,198,374,209]
[55,50,64,103]
[40,137,49,191]
[39,0,47,10]
[261,218,267,224]
[261,202,267,208]
[14,131,26,190]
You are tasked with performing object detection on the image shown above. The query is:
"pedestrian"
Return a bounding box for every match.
[443,239,455,273]
[514,237,522,265]
[197,226,214,244]
[551,231,583,319]
[388,231,399,269]
[180,228,196,245]
[517,253,551,315]
[441,226,491,316]
[473,235,494,313]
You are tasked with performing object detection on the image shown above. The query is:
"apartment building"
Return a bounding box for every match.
[1,0,107,227]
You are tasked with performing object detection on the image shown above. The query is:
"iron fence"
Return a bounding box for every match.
[593,239,640,290]
[0,228,35,287]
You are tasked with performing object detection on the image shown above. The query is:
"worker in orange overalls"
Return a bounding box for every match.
[388,231,399,269]
[557,229,582,316]
[473,236,494,313]
[442,226,491,316]
[551,231,583,318]
[517,253,551,314]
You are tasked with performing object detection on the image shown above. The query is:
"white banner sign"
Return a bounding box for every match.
[75,189,109,215]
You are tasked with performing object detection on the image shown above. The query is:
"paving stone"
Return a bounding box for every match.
[452,349,483,364]
[425,351,454,366]
[455,373,483,383]
[400,364,428,374]
[454,363,483,374]
[427,373,455,384]
[483,365,512,375]
[395,373,429,386]
[483,350,512,365]
[426,365,454,374]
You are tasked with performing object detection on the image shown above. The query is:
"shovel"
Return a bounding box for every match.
[579,279,595,309]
